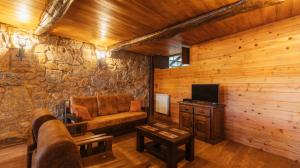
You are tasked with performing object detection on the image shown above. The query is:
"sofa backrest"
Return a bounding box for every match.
[97,95,118,116]
[70,96,98,118]
[33,120,82,168]
[70,94,134,117]
[116,94,134,112]
[97,94,134,116]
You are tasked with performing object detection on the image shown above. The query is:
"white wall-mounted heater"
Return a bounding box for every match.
[155,93,170,115]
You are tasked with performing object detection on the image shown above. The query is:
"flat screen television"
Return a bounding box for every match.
[192,84,219,103]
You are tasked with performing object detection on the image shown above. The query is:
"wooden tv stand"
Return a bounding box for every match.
[179,101,225,144]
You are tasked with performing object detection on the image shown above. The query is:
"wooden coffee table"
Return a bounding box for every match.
[136,122,194,168]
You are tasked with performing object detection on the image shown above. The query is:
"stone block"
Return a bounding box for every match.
[37,53,47,64]
[34,44,47,53]
[45,50,56,61]
[45,70,62,83]
[0,72,23,86]
[56,46,73,64]
[0,32,9,48]
[58,63,71,72]
[36,64,46,72]
[10,60,34,73]
[46,62,58,70]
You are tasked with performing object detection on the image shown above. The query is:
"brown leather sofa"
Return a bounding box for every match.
[70,94,147,134]
[28,109,82,168]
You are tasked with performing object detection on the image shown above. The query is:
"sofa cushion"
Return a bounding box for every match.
[130,100,142,112]
[97,95,118,116]
[87,112,147,131]
[70,96,98,118]
[71,104,92,121]
[116,94,133,112]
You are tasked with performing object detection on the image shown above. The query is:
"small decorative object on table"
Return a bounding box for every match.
[55,100,71,123]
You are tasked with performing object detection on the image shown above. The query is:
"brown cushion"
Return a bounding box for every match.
[70,96,98,118]
[97,95,118,116]
[130,100,142,112]
[87,112,147,131]
[71,104,92,121]
[116,94,133,112]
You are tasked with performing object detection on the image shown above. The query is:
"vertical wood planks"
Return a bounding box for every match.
[154,15,300,161]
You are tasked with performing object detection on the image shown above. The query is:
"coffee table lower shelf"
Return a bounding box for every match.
[145,141,185,162]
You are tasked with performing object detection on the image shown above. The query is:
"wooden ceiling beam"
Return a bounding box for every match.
[35,0,74,35]
[108,0,285,52]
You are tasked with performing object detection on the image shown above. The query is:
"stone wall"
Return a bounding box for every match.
[0,24,149,148]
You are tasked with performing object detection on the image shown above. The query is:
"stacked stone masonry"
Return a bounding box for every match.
[0,23,149,147]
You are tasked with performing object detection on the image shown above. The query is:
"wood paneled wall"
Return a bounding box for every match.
[154,15,300,161]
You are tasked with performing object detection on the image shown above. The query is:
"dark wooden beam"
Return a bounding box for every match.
[108,0,285,52]
[148,56,154,121]
[35,0,74,35]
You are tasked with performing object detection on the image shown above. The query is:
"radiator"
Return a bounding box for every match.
[155,93,170,115]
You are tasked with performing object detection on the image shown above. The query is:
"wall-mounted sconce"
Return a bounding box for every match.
[16,36,29,61]
[12,32,33,61]
[96,50,106,59]
[95,45,113,60]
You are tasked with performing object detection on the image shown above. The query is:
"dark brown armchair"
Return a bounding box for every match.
[27,109,82,168]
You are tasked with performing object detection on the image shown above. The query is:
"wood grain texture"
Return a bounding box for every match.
[0,0,46,30]
[154,15,300,161]
[1,133,299,168]
[109,0,285,52]
[49,0,238,47]
[127,0,300,56]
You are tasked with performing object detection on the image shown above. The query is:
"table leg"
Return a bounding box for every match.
[106,139,112,151]
[97,141,104,153]
[87,143,93,156]
[167,145,178,168]
[136,131,144,152]
[80,145,85,157]
[185,137,194,161]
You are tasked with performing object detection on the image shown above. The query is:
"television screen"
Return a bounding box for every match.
[192,84,219,103]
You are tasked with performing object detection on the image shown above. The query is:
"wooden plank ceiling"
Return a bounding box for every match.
[49,0,238,49]
[126,0,300,56]
[0,0,299,56]
[0,0,46,30]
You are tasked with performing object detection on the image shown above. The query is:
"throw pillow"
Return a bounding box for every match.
[129,100,142,112]
[71,104,92,121]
